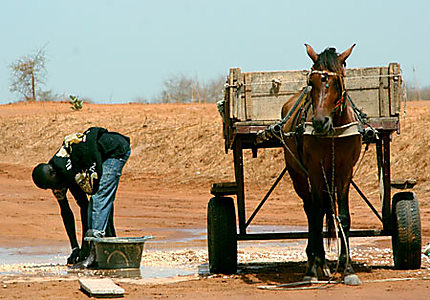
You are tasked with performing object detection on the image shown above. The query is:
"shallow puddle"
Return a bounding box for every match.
[0,225,387,280]
[0,245,69,266]
[0,244,195,279]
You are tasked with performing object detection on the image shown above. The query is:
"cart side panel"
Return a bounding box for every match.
[247,71,307,121]
[226,64,401,125]
[345,66,383,118]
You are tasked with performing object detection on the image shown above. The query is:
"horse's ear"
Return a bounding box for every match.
[305,44,318,63]
[338,44,356,65]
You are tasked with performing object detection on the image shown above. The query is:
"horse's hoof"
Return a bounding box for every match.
[344,274,362,286]
[322,265,331,277]
[303,275,318,282]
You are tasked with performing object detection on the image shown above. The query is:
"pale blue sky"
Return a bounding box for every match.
[1,0,429,103]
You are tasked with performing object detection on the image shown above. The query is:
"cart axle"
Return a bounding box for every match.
[237,229,390,241]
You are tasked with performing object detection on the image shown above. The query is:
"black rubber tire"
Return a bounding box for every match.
[207,196,237,274]
[392,192,422,270]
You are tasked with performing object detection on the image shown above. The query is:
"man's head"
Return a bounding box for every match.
[32,163,62,189]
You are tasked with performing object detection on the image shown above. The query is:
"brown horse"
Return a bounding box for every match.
[281,44,362,285]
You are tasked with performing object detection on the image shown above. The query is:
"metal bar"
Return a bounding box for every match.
[381,132,392,231]
[351,179,383,223]
[245,166,288,228]
[237,230,389,241]
[233,139,246,235]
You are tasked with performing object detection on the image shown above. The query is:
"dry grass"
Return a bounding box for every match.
[0,100,428,198]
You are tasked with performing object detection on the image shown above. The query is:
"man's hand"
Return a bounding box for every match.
[67,247,81,264]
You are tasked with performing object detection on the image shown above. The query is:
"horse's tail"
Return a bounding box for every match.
[325,197,337,247]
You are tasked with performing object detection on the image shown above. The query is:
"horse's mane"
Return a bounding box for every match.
[313,48,344,73]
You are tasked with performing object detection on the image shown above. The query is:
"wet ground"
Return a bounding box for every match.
[2,225,429,285]
[0,225,307,281]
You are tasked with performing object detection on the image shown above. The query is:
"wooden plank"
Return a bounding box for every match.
[229,68,241,119]
[249,95,292,120]
[379,66,390,117]
[245,70,307,121]
[79,278,125,297]
[227,68,235,119]
[344,67,381,90]
[389,63,401,116]
[349,89,382,118]
[367,117,399,131]
[244,73,252,120]
[249,70,308,95]
[236,72,246,120]
[226,68,235,150]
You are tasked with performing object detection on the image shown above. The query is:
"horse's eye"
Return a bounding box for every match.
[321,75,327,82]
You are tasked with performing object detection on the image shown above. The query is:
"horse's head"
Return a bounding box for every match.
[305,44,355,135]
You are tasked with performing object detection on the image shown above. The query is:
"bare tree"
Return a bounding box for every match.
[157,74,193,103]
[156,74,225,103]
[407,84,430,101]
[9,48,47,101]
[199,76,225,103]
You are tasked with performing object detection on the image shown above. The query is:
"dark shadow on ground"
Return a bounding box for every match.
[234,260,382,286]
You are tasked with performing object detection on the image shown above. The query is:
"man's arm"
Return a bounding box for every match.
[68,184,89,244]
[52,188,79,251]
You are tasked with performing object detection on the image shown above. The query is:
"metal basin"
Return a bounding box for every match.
[85,236,153,269]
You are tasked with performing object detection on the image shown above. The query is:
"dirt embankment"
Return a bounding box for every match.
[1,101,429,189]
[0,101,429,241]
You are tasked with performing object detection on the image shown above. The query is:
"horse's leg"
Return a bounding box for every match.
[285,167,321,281]
[286,168,314,267]
[289,141,331,281]
[303,186,330,281]
[336,179,361,285]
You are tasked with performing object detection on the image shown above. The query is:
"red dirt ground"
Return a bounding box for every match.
[0,101,429,299]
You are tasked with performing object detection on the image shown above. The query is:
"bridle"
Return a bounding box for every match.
[307,69,347,115]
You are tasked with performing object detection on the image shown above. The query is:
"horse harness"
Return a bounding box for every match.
[266,69,363,142]
[257,68,369,176]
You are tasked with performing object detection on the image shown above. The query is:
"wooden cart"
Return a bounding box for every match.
[208,63,422,274]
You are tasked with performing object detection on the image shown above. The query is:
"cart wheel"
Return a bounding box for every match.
[391,192,422,270]
[207,196,237,274]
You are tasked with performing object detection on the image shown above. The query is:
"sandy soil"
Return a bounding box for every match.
[0,101,429,299]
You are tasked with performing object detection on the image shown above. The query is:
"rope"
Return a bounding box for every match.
[320,139,351,281]
[256,86,311,176]
[273,129,308,176]
[241,79,306,87]
[346,74,401,80]
[235,73,401,87]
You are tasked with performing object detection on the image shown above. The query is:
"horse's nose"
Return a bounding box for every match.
[312,115,331,134]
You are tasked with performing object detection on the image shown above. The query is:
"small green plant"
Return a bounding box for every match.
[69,95,83,111]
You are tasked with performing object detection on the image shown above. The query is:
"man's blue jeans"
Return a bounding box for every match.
[87,150,130,238]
